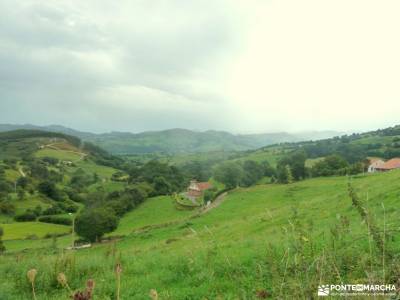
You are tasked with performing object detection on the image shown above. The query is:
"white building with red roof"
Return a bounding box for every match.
[187,180,212,198]
[375,158,400,171]
[368,158,385,173]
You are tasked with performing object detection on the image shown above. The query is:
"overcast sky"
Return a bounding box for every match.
[1,0,399,133]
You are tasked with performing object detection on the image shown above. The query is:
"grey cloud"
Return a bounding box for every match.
[0,0,237,132]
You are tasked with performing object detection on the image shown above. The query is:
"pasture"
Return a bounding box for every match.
[1,170,399,298]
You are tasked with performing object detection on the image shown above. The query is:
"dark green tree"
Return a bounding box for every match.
[29,162,49,179]
[277,164,293,184]
[38,181,63,201]
[75,208,119,242]
[153,176,172,195]
[277,150,307,181]
[16,176,29,189]
[241,160,264,187]
[311,154,349,177]
[214,162,243,189]
[261,160,277,177]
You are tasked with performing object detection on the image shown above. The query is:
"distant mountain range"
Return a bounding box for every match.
[0,124,344,155]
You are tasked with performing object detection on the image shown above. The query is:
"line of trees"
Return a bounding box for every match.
[212,148,370,188]
[213,160,275,189]
[278,151,367,183]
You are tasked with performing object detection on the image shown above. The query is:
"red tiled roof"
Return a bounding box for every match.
[368,157,383,164]
[369,159,385,168]
[377,158,400,170]
[196,182,212,191]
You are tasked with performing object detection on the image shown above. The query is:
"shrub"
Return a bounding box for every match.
[38,181,63,201]
[42,205,64,215]
[43,232,69,239]
[16,177,29,189]
[64,203,78,213]
[311,154,349,177]
[0,200,15,215]
[14,211,37,222]
[41,156,59,165]
[203,187,217,203]
[64,188,85,203]
[105,201,128,217]
[38,216,72,226]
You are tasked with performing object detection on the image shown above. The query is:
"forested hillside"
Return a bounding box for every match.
[0,124,342,154]
[0,130,192,249]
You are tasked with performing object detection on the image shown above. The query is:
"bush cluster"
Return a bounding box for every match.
[38,216,72,226]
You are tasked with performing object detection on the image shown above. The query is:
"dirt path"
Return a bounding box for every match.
[200,192,228,214]
[18,167,26,177]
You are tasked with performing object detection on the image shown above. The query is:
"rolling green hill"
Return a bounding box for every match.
[0,124,343,154]
[1,169,399,298]
[212,124,400,168]
[1,125,400,299]
[0,130,124,249]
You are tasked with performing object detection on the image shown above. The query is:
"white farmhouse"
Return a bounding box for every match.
[368,158,385,173]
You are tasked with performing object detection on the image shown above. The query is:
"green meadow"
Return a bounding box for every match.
[1,170,399,299]
[2,222,70,240]
[112,195,196,236]
[36,148,83,162]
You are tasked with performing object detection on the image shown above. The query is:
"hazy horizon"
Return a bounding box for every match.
[1,1,399,133]
[0,121,356,136]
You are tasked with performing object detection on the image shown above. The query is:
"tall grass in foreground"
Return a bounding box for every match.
[258,182,400,298]
[0,181,399,298]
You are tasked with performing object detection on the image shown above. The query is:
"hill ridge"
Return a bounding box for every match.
[0,123,344,154]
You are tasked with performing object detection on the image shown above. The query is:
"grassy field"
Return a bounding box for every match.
[11,194,52,214]
[4,168,20,182]
[36,147,118,179]
[1,171,400,298]
[2,222,70,240]
[35,148,83,162]
[112,195,196,236]
[73,160,118,179]
[229,145,294,166]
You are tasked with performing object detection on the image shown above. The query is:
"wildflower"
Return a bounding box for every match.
[27,269,37,283]
[149,289,158,300]
[70,279,95,300]
[27,269,38,300]
[57,272,68,287]
[72,290,92,300]
[86,279,95,292]
[256,289,270,298]
[115,263,122,275]
[57,272,73,295]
